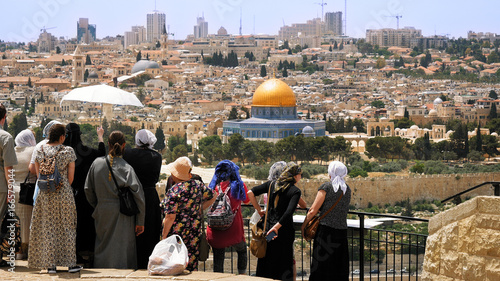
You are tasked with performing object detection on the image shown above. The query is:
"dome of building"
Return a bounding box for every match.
[434,97,443,105]
[252,78,296,107]
[394,113,403,118]
[88,71,98,79]
[410,125,419,130]
[132,60,160,74]
[492,132,498,137]
[428,109,438,117]
[302,126,314,134]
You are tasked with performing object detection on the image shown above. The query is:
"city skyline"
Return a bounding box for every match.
[1,0,499,43]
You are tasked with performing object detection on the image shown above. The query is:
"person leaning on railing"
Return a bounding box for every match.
[247,162,302,281]
[301,161,351,281]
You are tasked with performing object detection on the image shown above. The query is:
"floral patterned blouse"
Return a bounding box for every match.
[160,178,214,271]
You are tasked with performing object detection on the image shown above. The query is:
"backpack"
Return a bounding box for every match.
[207,185,239,231]
[38,145,64,192]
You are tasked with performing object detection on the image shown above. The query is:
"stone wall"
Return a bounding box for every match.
[244,172,500,208]
[422,196,500,281]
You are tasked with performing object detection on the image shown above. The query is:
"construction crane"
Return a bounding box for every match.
[40,26,56,33]
[315,0,327,22]
[384,14,402,29]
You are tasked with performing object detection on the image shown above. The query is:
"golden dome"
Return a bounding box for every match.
[252,79,296,107]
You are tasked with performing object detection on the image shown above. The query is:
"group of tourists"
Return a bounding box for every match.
[0,104,351,280]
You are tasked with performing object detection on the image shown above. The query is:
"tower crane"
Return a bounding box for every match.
[40,26,56,33]
[315,1,327,22]
[384,14,403,29]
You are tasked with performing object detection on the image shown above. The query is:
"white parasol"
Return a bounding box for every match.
[60,84,144,107]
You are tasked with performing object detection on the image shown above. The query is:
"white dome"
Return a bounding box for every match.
[428,109,438,117]
[410,125,419,130]
[434,97,443,105]
[492,132,498,137]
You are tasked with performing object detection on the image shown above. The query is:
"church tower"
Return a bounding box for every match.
[72,45,84,87]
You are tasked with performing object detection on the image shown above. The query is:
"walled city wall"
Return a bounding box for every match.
[244,172,500,208]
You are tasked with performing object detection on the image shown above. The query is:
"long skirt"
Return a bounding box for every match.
[309,226,349,281]
[28,187,77,269]
[136,187,162,269]
[256,226,295,281]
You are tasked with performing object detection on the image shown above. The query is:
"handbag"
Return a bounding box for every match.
[303,192,343,242]
[250,183,272,258]
[19,173,36,205]
[106,157,140,216]
[199,203,210,261]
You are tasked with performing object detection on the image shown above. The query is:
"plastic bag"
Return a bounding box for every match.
[250,194,266,226]
[148,235,189,276]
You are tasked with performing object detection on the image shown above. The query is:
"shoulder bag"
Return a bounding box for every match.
[250,182,272,258]
[19,173,36,205]
[106,157,140,216]
[199,206,210,262]
[303,191,343,242]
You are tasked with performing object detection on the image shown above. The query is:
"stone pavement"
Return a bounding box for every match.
[1,260,272,281]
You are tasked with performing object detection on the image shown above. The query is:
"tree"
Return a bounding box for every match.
[282,68,288,77]
[24,97,29,112]
[84,69,89,82]
[476,123,482,152]
[371,100,385,108]
[27,77,32,88]
[154,126,166,152]
[7,112,28,137]
[375,57,386,69]
[489,102,498,119]
[85,54,92,65]
[228,133,245,163]
[489,90,498,100]
[404,107,409,119]
[56,46,61,54]
[136,51,142,62]
[260,65,267,77]
[198,135,223,164]
[420,56,429,68]
[61,59,66,66]
[488,51,500,64]
[228,107,238,120]
[241,106,250,119]
[329,45,332,52]
[9,82,13,89]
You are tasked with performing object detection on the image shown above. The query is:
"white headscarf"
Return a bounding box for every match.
[42,120,62,138]
[15,129,36,147]
[135,129,157,149]
[328,161,348,194]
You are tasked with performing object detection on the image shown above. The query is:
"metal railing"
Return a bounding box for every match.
[200,206,429,281]
[441,181,500,204]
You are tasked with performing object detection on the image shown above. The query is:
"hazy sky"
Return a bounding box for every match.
[1,0,498,43]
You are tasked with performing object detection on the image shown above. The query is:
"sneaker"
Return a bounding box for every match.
[48,267,57,274]
[68,265,82,273]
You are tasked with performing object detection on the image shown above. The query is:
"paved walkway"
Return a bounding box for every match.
[1,260,271,281]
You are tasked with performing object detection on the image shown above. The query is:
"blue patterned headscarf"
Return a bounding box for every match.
[209,160,246,201]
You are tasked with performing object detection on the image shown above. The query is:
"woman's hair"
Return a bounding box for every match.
[108,130,125,157]
[63,123,82,148]
[48,124,66,143]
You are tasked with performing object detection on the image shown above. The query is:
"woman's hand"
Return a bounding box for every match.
[266,223,281,241]
[135,225,144,236]
[258,209,266,217]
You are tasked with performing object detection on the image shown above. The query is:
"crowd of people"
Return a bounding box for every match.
[0,105,352,280]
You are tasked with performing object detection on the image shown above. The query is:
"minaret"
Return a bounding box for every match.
[72,45,84,87]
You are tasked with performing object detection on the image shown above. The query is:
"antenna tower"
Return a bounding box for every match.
[239,8,242,36]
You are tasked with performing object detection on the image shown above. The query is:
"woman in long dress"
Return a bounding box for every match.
[161,156,215,271]
[28,124,81,273]
[64,123,105,265]
[123,129,162,269]
[302,161,351,281]
[84,131,145,269]
[247,162,302,281]
[13,129,37,259]
[206,160,249,274]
